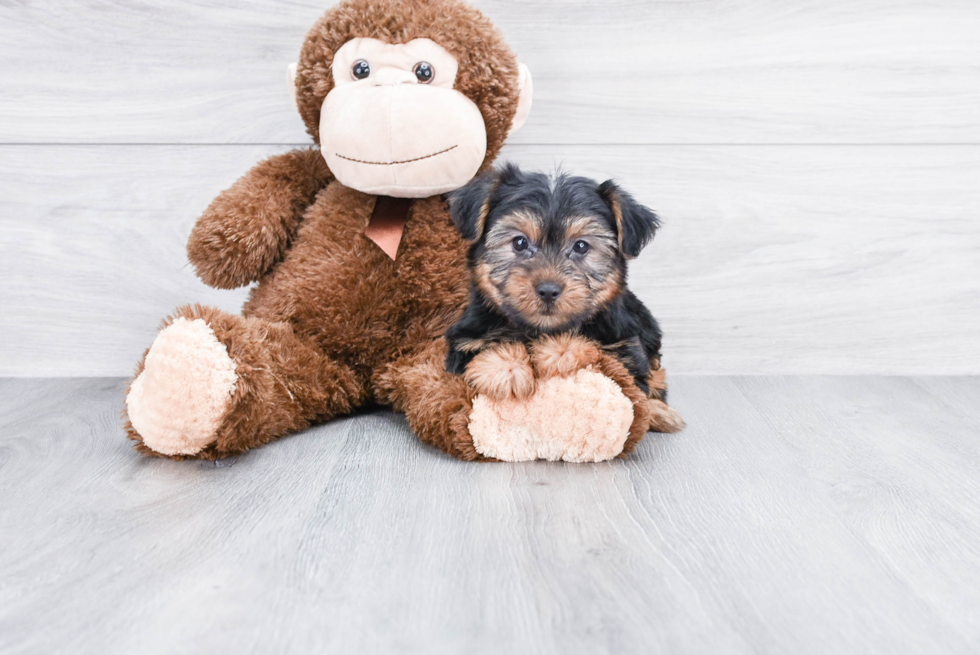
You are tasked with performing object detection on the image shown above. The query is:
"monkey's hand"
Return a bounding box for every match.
[529,334,603,380]
[187,148,332,289]
[464,342,536,401]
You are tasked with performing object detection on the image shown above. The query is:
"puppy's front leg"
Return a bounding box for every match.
[464,342,536,401]
[530,334,603,380]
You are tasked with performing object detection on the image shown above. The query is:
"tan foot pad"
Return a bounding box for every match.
[126,317,238,456]
[468,368,634,463]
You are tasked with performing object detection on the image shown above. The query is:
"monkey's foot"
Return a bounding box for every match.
[467,368,634,463]
[126,317,238,456]
[464,342,535,401]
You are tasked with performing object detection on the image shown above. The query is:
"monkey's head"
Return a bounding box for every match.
[289,0,532,198]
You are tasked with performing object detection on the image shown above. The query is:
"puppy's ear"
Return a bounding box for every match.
[447,168,505,243]
[598,180,661,259]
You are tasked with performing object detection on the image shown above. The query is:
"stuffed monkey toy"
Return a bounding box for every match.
[123,0,681,463]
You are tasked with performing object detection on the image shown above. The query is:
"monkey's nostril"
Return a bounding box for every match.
[535,281,563,304]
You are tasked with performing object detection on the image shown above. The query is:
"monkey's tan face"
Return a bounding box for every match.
[318,38,487,198]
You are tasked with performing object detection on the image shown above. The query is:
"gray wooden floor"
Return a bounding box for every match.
[2,377,978,654]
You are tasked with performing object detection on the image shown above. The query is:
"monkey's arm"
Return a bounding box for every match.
[187,148,333,289]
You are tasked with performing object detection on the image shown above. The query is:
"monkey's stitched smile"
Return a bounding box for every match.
[334,145,458,166]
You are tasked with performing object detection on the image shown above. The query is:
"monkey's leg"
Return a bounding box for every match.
[375,338,489,461]
[124,305,366,459]
[379,338,657,463]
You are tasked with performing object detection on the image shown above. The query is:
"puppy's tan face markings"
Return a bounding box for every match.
[474,210,625,331]
[483,210,542,251]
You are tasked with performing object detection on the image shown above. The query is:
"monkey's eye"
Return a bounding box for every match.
[572,240,590,255]
[413,61,434,84]
[351,59,371,80]
[512,236,529,253]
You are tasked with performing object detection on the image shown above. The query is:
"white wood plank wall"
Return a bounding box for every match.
[1,1,978,376]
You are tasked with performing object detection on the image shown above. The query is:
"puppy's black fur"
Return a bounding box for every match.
[444,164,666,398]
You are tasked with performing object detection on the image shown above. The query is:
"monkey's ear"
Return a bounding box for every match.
[598,180,661,259]
[447,169,504,243]
[509,64,533,136]
[287,62,299,107]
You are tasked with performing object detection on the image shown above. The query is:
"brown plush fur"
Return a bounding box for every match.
[188,149,333,290]
[124,0,671,460]
[374,338,491,461]
[126,304,366,460]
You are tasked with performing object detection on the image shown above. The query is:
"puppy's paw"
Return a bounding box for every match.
[647,398,685,433]
[531,334,603,379]
[465,342,535,401]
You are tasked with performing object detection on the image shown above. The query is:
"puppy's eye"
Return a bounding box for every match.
[572,240,590,255]
[352,59,371,80]
[413,61,434,84]
[512,236,529,252]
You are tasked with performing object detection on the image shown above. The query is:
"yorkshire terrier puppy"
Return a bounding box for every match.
[445,164,679,431]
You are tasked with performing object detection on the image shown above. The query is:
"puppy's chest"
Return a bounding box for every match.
[490,311,635,349]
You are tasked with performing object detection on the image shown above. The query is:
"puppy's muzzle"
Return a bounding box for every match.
[535,281,564,305]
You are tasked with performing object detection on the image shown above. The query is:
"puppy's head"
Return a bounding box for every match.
[448,164,660,332]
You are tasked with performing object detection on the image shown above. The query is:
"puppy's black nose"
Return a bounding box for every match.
[535,281,563,304]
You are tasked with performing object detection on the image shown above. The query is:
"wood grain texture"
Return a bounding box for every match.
[738,376,980,642]
[1,376,979,654]
[1,1,978,144]
[1,143,977,376]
